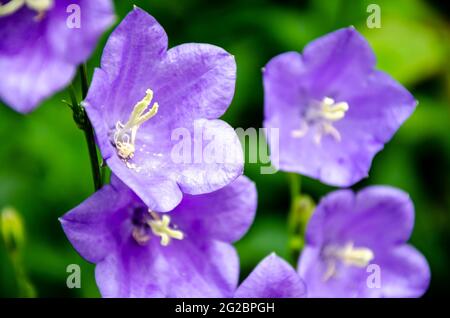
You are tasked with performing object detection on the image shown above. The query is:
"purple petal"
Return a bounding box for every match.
[171,176,257,243]
[96,239,239,298]
[46,0,115,64]
[170,118,244,195]
[302,27,376,98]
[367,245,430,298]
[107,155,183,212]
[59,183,134,263]
[0,44,76,113]
[235,254,306,298]
[306,186,414,248]
[150,42,236,125]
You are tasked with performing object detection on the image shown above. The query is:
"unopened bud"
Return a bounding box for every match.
[1,206,25,253]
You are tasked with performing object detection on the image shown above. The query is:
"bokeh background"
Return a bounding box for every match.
[0,0,449,297]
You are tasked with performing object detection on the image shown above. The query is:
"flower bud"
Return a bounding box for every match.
[1,206,25,253]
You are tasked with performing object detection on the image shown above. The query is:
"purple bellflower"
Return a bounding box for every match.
[298,186,430,297]
[84,7,243,212]
[60,175,257,297]
[0,0,114,113]
[235,253,306,298]
[263,27,417,186]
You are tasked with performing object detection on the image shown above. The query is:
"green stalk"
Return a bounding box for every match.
[68,65,102,191]
[287,173,315,262]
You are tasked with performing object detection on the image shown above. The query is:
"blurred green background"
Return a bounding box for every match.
[0,0,449,297]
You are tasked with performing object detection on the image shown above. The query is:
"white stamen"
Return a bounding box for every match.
[114,89,159,161]
[322,242,374,281]
[292,97,349,144]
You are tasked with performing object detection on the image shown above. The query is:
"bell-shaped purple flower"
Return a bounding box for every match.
[263,27,416,186]
[298,186,430,297]
[84,7,243,212]
[60,175,257,297]
[235,253,306,298]
[0,0,115,113]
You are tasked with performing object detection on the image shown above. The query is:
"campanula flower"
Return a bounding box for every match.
[298,186,430,297]
[84,7,243,212]
[235,253,306,298]
[263,27,417,186]
[60,175,256,297]
[0,0,114,112]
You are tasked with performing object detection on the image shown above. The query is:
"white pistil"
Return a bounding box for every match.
[322,242,374,281]
[147,211,184,247]
[114,89,159,161]
[0,0,53,17]
[291,97,349,144]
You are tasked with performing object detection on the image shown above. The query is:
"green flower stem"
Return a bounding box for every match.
[10,252,36,298]
[287,173,315,262]
[67,66,102,191]
[83,120,102,191]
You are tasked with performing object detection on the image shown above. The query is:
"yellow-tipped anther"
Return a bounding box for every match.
[147,214,184,247]
[114,89,159,160]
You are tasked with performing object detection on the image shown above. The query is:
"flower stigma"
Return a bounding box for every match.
[292,97,349,144]
[322,242,374,281]
[0,0,54,19]
[147,210,184,246]
[113,89,159,161]
[131,208,183,247]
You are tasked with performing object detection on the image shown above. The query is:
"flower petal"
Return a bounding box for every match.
[95,239,239,298]
[59,183,134,263]
[0,43,75,113]
[302,27,376,99]
[367,245,430,298]
[235,254,306,298]
[171,118,244,195]
[171,176,257,243]
[107,155,183,212]
[150,42,237,126]
[305,186,415,248]
[47,0,115,64]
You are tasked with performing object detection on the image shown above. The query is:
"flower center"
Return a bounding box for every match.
[291,97,349,144]
[322,242,374,281]
[131,209,184,247]
[113,89,159,161]
[0,0,53,18]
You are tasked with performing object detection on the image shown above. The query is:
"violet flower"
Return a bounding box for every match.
[0,0,114,113]
[298,186,430,297]
[263,27,417,186]
[84,7,242,212]
[235,253,306,298]
[60,175,257,297]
